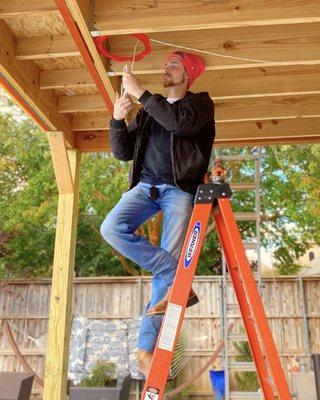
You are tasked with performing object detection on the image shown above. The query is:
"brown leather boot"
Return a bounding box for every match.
[137,350,173,380]
[137,350,153,377]
[146,287,199,316]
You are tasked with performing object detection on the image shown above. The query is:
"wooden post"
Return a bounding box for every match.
[43,131,81,400]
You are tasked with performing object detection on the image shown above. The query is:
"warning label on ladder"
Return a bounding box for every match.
[158,303,182,352]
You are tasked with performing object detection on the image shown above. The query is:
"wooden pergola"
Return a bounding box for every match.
[0,1,320,399]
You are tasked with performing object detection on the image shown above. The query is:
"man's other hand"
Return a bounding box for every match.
[122,71,145,99]
[113,92,134,121]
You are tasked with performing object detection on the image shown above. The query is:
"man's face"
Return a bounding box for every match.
[163,57,189,88]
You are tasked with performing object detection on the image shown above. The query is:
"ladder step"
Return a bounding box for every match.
[230,391,262,399]
[243,242,258,250]
[229,361,256,371]
[230,182,257,190]
[228,332,248,341]
[226,303,239,310]
[216,154,257,161]
[235,212,257,221]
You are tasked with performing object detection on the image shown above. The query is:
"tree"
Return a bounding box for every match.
[1,109,320,278]
[261,144,320,274]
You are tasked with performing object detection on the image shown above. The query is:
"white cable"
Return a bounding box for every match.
[149,37,314,65]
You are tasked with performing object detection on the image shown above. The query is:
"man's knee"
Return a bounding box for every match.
[100,214,116,245]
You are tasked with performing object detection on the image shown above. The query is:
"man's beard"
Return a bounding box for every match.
[163,74,186,88]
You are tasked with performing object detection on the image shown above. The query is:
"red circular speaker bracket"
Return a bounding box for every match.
[94,33,151,62]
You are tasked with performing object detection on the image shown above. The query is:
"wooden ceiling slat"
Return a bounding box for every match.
[0,0,57,17]
[59,94,106,113]
[94,0,320,34]
[70,93,320,129]
[74,116,320,152]
[0,20,74,146]
[108,23,320,73]
[41,64,320,98]
[140,65,320,98]
[40,68,92,89]
[16,35,79,60]
[18,22,320,70]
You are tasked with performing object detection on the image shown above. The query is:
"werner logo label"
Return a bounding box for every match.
[184,221,201,268]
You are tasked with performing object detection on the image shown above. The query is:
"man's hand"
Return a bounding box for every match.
[122,71,145,99]
[113,92,134,120]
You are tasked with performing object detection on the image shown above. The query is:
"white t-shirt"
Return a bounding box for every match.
[166,97,179,104]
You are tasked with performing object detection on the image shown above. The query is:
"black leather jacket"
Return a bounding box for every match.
[109,90,215,194]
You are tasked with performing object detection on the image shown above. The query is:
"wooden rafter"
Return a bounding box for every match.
[74,116,320,152]
[0,19,74,147]
[55,0,115,114]
[61,93,320,121]
[94,0,320,35]
[0,0,57,17]
[47,131,74,194]
[18,22,320,71]
[40,64,320,98]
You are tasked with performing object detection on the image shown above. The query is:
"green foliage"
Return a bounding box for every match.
[0,113,136,278]
[261,145,320,274]
[0,114,57,277]
[233,340,260,391]
[1,110,320,277]
[80,360,116,387]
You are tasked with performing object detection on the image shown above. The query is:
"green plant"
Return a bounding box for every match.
[233,341,260,391]
[80,360,117,387]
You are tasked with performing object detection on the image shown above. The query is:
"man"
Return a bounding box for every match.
[100,51,215,377]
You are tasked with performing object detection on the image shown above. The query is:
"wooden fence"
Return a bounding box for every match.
[0,276,319,399]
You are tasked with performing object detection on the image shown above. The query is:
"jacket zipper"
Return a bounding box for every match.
[170,133,181,189]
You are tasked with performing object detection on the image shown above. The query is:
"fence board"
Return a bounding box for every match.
[0,276,319,399]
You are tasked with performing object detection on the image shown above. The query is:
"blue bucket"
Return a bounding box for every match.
[209,370,225,400]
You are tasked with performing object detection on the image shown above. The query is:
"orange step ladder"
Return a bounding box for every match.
[141,164,291,400]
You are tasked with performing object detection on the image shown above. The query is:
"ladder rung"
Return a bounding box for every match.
[243,242,258,250]
[228,332,247,341]
[229,361,256,371]
[226,303,239,310]
[216,154,257,161]
[230,391,262,399]
[230,182,257,190]
[235,212,257,221]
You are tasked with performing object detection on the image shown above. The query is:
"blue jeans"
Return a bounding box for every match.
[100,181,194,352]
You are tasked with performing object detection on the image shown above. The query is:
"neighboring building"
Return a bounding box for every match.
[298,244,320,266]
[299,243,320,276]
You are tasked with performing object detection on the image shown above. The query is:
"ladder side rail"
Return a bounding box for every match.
[141,203,212,400]
[217,198,291,400]
[213,202,275,400]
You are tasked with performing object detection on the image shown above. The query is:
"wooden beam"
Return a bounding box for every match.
[40,68,93,90]
[68,93,320,124]
[94,0,320,35]
[40,64,320,98]
[0,0,57,16]
[56,0,115,113]
[75,117,320,151]
[75,130,110,152]
[47,131,74,194]
[43,149,81,400]
[16,35,79,60]
[216,116,320,145]
[139,65,320,98]
[73,113,111,131]
[0,20,74,147]
[58,94,106,113]
[18,22,320,69]
[108,22,320,73]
